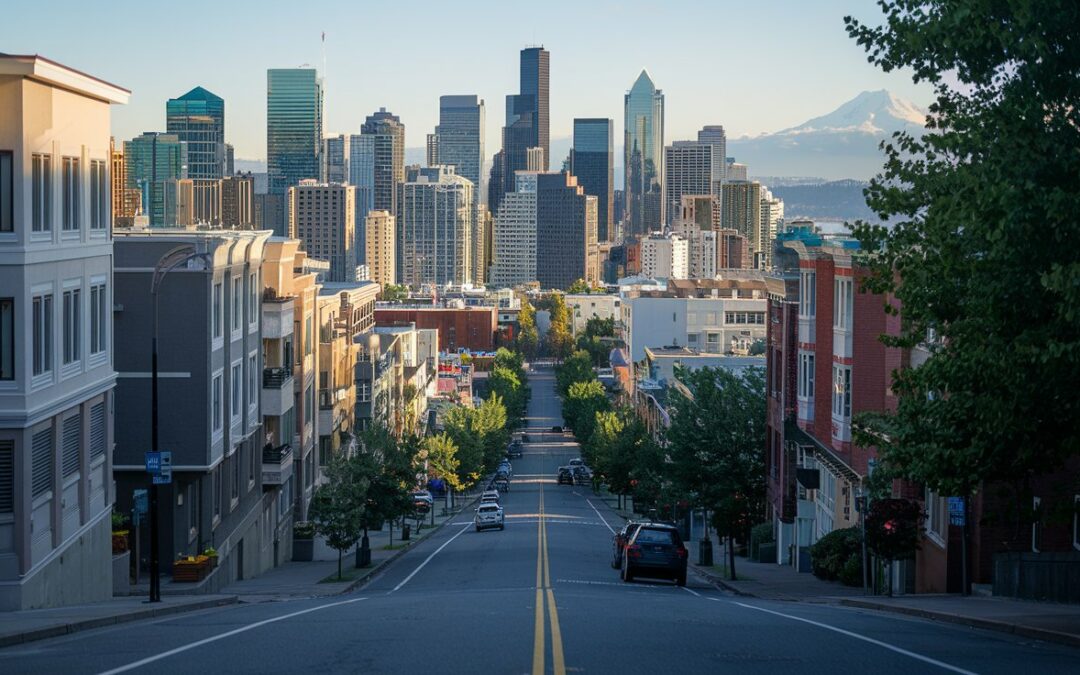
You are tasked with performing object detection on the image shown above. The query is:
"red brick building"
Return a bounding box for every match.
[375,306,497,353]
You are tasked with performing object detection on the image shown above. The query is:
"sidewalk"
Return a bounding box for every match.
[593,487,1080,649]
[222,492,475,600]
[0,493,477,650]
[0,595,237,648]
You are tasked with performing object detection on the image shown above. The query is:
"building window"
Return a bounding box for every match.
[32,294,53,376]
[89,402,106,459]
[62,413,81,478]
[305,384,314,425]
[187,482,198,534]
[90,284,107,355]
[248,273,257,324]
[213,282,223,338]
[798,352,815,400]
[925,489,947,546]
[248,354,257,407]
[0,441,13,513]
[834,277,853,330]
[212,373,223,432]
[0,150,13,232]
[231,362,242,420]
[62,157,80,231]
[231,451,241,502]
[232,277,242,331]
[799,271,816,318]
[31,427,53,498]
[32,153,52,233]
[0,298,12,380]
[304,316,313,355]
[832,365,851,419]
[248,439,256,486]
[90,159,107,230]
[63,288,81,365]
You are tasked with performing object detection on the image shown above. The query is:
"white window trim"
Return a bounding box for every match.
[87,279,108,366]
[231,276,243,340]
[31,286,56,391]
[212,281,224,350]
[230,358,243,429]
[60,281,83,380]
[925,488,947,548]
[248,272,259,331]
[211,368,225,440]
[248,350,259,414]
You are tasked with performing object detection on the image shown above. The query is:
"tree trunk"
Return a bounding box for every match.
[337,549,343,581]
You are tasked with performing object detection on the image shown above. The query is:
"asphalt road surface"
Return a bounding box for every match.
[2,366,1077,674]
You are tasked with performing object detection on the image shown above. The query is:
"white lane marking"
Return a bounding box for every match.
[96,597,368,674]
[390,522,472,593]
[585,498,615,534]
[725,600,978,675]
[681,586,702,597]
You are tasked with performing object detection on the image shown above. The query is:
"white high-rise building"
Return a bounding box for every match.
[664,126,727,226]
[759,187,785,270]
[396,165,474,286]
[640,232,689,279]
[0,54,129,610]
[491,172,538,288]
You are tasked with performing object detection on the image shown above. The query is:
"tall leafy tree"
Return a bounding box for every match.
[488,366,525,423]
[546,293,574,360]
[845,2,1080,497]
[516,301,540,359]
[563,379,610,449]
[444,405,484,488]
[556,350,595,397]
[423,433,463,492]
[309,455,368,580]
[665,366,766,580]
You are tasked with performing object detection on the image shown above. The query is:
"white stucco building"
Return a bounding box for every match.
[640,232,689,280]
[0,54,129,609]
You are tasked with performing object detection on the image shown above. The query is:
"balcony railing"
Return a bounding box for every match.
[263,366,293,388]
[261,443,294,487]
[262,443,293,464]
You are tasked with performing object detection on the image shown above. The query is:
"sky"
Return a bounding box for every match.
[3,0,933,163]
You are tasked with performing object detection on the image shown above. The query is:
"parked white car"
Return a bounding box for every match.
[480,490,501,505]
[475,503,505,531]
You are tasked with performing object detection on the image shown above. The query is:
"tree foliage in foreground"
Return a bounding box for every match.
[845,1,1080,496]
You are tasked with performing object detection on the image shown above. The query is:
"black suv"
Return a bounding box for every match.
[556,467,574,485]
[506,440,524,459]
[621,523,688,586]
[611,521,646,569]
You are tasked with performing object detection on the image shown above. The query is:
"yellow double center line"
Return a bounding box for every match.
[533,478,566,675]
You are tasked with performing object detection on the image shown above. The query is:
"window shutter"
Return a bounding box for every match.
[0,441,13,513]
[63,414,81,477]
[32,428,53,497]
[90,402,106,459]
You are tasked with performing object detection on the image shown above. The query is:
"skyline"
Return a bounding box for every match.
[2,0,932,164]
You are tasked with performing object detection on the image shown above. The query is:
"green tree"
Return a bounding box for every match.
[474,394,511,470]
[844,2,1080,496]
[516,301,540,359]
[444,405,484,488]
[556,350,595,397]
[567,278,591,294]
[423,433,463,493]
[356,425,420,541]
[588,407,649,505]
[665,366,766,580]
[546,293,574,361]
[563,379,610,448]
[309,455,368,580]
[488,366,525,423]
[576,316,616,367]
[380,284,409,302]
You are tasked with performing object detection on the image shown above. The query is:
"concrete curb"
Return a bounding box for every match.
[0,596,239,649]
[839,599,1080,649]
[688,563,758,597]
[343,496,480,595]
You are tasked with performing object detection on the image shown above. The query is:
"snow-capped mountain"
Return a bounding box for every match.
[728,90,928,180]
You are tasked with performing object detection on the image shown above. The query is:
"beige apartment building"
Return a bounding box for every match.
[364,210,396,289]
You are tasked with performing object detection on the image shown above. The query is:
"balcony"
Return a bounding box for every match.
[262,367,295,417]
[261,443,294,487]
[261,292,295,339]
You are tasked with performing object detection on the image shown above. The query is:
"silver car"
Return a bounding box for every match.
[474,503,505,531]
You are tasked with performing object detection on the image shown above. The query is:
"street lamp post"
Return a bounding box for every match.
[148,245,211,603]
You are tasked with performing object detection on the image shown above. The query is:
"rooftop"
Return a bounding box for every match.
[0,53,129,103]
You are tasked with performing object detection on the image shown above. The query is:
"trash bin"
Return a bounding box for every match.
[401,523,411,541]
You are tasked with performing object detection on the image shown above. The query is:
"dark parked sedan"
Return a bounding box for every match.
[621,523,688,586]
[557,467,574,485]
[611,521,646,569]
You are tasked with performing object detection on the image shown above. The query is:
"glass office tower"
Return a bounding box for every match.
[571,118,614,242]
[267,68,323,196]
[435,95,485,199]
[624,69,665,237]
[166,86,224,180]
[123,132,188,226]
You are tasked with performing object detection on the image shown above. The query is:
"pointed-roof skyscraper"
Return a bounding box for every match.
[624,69,664,237]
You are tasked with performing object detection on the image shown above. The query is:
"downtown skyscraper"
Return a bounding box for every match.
[491,46,549,214]
[624,69,665,237]
[361,108,405,216]
[267,68,323,196]
[432,95,485,199]
[570,118,614,242]
[166,86,225,224]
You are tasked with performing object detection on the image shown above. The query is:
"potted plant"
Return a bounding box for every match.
[203,547,219,569]
[173,554,211,582]
[293,521,315,562]
[111,512,131,555]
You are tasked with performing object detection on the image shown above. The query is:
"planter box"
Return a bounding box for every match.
[173,559,209,583]
[293,538,314,562]
[757,543,777,563]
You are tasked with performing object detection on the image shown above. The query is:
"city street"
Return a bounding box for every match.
[1,367,1076,674]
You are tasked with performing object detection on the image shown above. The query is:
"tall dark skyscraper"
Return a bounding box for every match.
[166,86,224,180]
[267,68,323,196]
[492,46,549,214]
[361,107,405,216]
[536,172,598,290]
[570,118,614,242]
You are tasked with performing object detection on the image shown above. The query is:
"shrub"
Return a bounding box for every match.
[749,522,774,559]
[840,554,863,587]
[809,526,862,583]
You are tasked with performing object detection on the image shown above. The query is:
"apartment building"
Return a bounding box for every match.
[0,54,128,610]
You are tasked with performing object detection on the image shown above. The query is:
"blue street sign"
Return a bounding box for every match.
[948,497,966,526]
[152,474,172,485]
[145,452,161,474]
